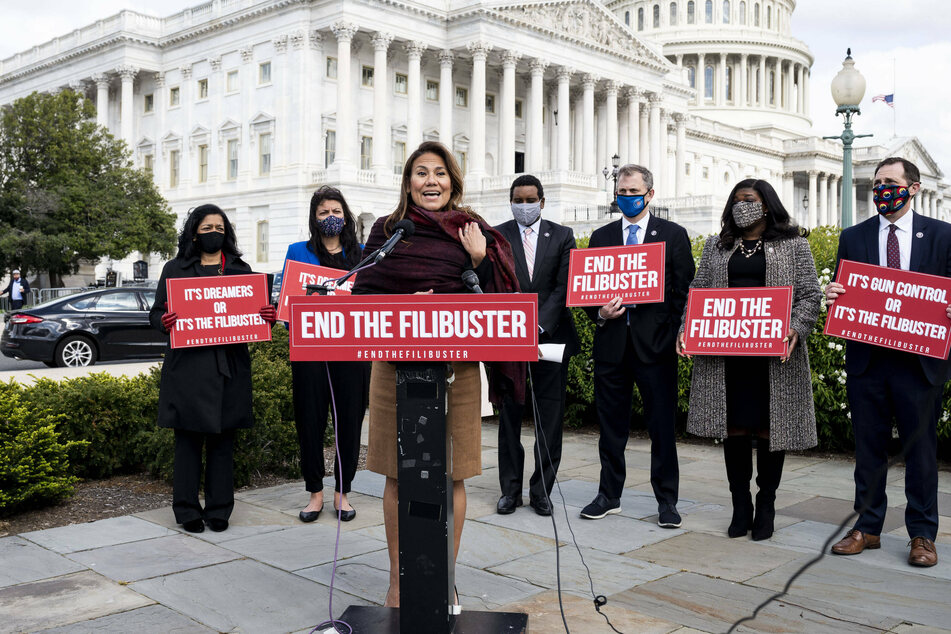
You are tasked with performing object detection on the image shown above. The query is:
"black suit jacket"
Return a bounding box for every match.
[2,278,29,296]
[834,211,951,385]
[584,215,695,364]
[495,218,580,358]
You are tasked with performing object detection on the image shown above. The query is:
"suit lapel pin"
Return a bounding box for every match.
[650,230,657,236]
[916,231,924,238]
[544,232,550,237]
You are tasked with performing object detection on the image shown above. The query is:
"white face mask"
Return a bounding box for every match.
[511,202,542,226]
[732,201,765,229]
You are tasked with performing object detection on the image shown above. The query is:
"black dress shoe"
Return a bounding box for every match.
[299,509,322,523]
[206,518,229,532]
[496,495,523,515]
[181,518,205,533]
[529,496,552,516]
[580,493,621,519]
[334,506,357,522]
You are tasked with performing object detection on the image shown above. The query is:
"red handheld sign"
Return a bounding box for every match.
[276,260,354,322]
[567,243,666,307]
[682,286,792,356]
[166,273,272,349]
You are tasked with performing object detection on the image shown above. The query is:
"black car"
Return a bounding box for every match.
[1,287,165,367]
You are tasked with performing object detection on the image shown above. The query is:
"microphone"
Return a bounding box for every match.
[374,219,415,263]
[461,268,483,294]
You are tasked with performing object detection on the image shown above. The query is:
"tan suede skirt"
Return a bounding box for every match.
[366,361,482,481]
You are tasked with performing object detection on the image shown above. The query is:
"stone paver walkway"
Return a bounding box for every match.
[2,422,949,633]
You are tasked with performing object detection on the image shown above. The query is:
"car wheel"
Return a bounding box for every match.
[55,335,98,367]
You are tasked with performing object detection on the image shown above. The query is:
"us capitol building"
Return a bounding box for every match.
[0,0,947,281]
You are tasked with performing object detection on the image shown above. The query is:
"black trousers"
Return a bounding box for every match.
[498,358,569,501]
[291,360,369,494]
[593,337,679,505]
[10,299,23,309]
[847,349,941,540]
[172,429,235,523]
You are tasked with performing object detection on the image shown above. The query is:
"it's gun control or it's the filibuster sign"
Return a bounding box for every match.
[824,260,951,360]
[166,273,272,348]
[682,287,792,356]
[566,243,665,307]
[288,294,538,362]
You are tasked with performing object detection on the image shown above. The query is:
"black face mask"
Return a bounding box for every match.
[196,231,225,254]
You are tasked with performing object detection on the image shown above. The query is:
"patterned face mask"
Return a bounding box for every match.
[873,184,910,216]
[616,194,647,218]
[732,201,765,229]
[316,214,345,237]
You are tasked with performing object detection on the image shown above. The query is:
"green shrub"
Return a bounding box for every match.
[0,383,85,516]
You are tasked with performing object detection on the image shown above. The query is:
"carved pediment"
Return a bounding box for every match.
[487,1,667,67]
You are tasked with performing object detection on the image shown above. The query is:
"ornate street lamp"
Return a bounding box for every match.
[602,153,621,198]
[823,49,872,228]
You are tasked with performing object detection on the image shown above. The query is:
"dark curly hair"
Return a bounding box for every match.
[175,204,242,260]
[307,186,362,268]
[717,179,806,250]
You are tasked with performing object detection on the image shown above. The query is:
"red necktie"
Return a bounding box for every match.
[886,224,900,269]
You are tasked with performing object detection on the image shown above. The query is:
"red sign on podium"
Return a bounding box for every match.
[682,286,792,356]
[567,243,665,307]
[166,273,272,348]
[288,293,538,362]
[276,260,354,322]
[824,260,951,359]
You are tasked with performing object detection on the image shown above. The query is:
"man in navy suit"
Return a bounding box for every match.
[494,174,580,516]
[827,157,951,567]
[580,164,694,527]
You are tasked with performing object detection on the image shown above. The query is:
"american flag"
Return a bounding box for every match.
[872,94,894,108]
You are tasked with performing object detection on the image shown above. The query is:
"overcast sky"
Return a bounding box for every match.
[1,0,949,173]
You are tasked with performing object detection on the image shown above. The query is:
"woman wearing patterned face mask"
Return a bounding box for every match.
[281,186,370,523]
[676,179,822,541]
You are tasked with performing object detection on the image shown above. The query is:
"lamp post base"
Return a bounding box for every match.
[333,606,529,633]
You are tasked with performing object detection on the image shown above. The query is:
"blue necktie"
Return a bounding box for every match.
[626,225,639,245]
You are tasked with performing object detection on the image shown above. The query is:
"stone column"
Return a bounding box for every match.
[659,109,670,192]
[406,42,425,151]
[717,53,727,106]
[370,32,394,179]
[807,169,818,227]
[557,67,572,172]
[499,51,519,176]
[674,113,686,197]
[605,80,619,168]
[818,173,828,226]
[696,52,706,104]
[180,64,193,185]
[804,68,810,118]
[795,63,803,114]
[116,64,137,146]
[306,31,323,171]
[639,101,649,166]
[438,51,454,150]
[581,74,596,174]
[152,72,166,185]
[92,73,110,128]
[739,53,748,107]
[528,58,547,172]
[758,56,766,106]
[932,192,939,217]
[867,185,875,220]
[596,97,606,182]
[627,88,640,164]
[331,21,357,168]
[619,100,629,167]
[468,42,492,178]
[829,175,839,226]
[648,94,662,174]
[772,57,780,107]
[572,91,583,171]
[782,172,795,214]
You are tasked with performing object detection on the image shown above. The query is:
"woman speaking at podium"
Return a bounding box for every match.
[352,141,520,607]
[281,186,369,523]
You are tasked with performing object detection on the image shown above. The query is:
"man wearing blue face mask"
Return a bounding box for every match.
[826,157,951,567]
[580,164,695,528]
[493,174,580,516]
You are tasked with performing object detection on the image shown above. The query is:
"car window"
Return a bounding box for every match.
[67,296,99,310]
[141,290,157,309]
[94,292,142,311]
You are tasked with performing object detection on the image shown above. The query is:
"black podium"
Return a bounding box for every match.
[339,363,528,633]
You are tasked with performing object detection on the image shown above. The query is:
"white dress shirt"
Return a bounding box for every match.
[515,216,542,256]
[621,212,651,245]
[877,209,914,270]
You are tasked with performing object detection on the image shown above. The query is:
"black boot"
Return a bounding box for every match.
[752,440,785,541]
[723,436,754,538]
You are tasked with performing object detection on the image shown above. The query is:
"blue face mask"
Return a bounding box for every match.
[616,194,647,218]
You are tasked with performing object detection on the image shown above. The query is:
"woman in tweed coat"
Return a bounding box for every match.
[677,179,822,540]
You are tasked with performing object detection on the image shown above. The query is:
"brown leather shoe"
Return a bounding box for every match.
[831,529,881,555]
[908,537,938,567]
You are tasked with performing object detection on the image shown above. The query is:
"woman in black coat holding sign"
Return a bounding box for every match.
[150,204,276,533]
[676,180,821,541]
[280,186,369,523]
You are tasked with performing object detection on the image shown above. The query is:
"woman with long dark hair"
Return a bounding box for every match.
[352,141,521,607]
[150,204,276,533]
[281,186,369,522]
[677,179,822,540]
